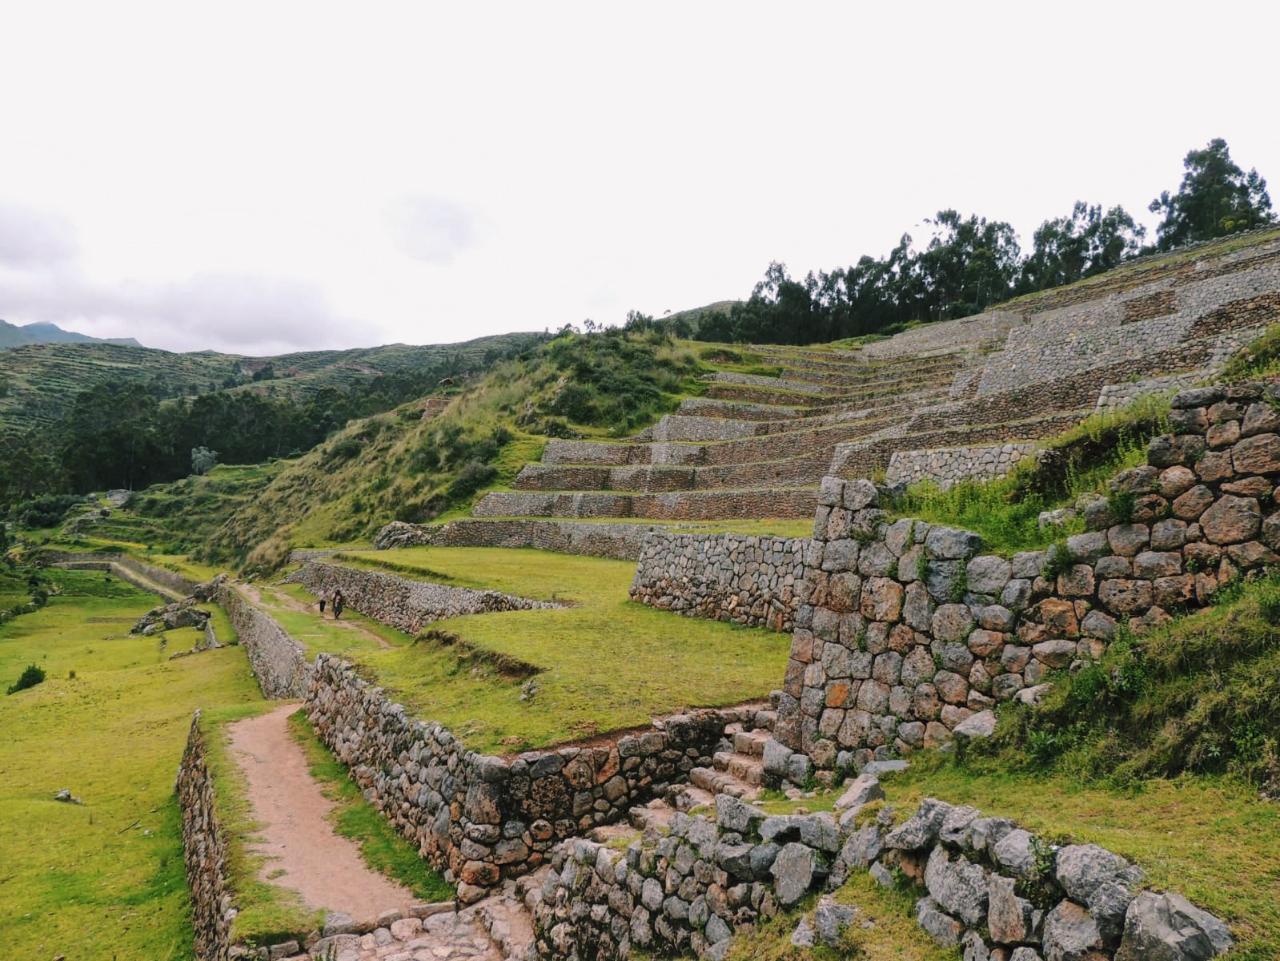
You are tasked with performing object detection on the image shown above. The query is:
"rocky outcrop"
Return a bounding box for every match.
[629,532,807,631]
[306,654,764,903]
[774,382,1280,772]
[285,560,559,635]
[132,599,211,635]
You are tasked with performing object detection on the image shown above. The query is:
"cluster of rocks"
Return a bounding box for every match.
[306,653,763,903]
[531,776,1233,961]
[373,518,654,561]
[285,560,559,635]
[774,385,1280,768]
[884,442,1041,492]
[862,792,1232,961]
[629,532,805,632]
[132,599,211,636]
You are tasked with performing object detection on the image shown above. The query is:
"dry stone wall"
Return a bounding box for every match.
[46,551,198,601]
[885,443,1039,491]
[775,381,1280,772]
[177,712,236,961]
[472,489,817,521]
[285,560,559,634]
[218,583,309,698]
[306,654,761,903]
[532,785,1232,961]
[629,532,807,632]
[374,518,655,561]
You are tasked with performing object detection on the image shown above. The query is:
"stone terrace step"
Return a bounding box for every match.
[677,396,808,421]
[472,487,818,521]
[514,453,835,493]
[689,765,760,800]
[732,728,770,757]
[712,751,764,786]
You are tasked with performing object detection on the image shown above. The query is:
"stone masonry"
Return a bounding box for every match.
[177,712,236,961]
[885,442,1040,491]
[773,381,1280,770]
[285,559,559,635]
[530,785,1232,961]
[218,583,309,698]
[629,532,807,632]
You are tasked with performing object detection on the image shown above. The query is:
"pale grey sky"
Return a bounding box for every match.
[1,1,1276,355]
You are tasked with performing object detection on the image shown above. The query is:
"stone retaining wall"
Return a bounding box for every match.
[46,551,198,601]
[218,584,309,698]
[285,560,559,635]
[177,712,236,961]
[373,519,656,561]
[306,653,761,903]
[885,442,1040,490]
[629,532,807,632]
[1094,370,1209,411]
[531,787,1232,961]
[472,488,817,521]
[775,381,1280,771]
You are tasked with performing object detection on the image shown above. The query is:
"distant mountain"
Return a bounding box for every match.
[0,319,142,348]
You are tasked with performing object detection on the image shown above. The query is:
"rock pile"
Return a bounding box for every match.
[131,599,210,635]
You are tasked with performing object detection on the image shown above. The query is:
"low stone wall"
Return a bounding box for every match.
[218,584,308,698]
[629,532,807,632]
[776,381,1280,771]
[472,489,817,521]
[285,560,559,635]
[1094,370,1208,411]
[373,519,656,561]
[531,787,1232,961]
[306,654,761,902]
[47,551,198,601]
[885,442,1039,490]
[177,712,235,961]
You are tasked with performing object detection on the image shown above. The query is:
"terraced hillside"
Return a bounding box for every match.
[393,229,1280,557]
[0,332,543,433]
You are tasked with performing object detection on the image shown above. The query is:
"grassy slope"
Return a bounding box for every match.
[288,547,791,754]
[0,569,264,961]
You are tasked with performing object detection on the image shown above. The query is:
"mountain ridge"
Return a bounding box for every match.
[0,318,142,348]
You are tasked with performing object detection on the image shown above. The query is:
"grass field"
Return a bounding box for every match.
[289,546,792,754]
[0,569,263,960]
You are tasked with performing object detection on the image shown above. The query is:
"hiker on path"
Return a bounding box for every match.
[332,589,345,620]
[319,591,327,615]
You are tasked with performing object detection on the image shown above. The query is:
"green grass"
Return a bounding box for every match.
[286,711,452,901]
[875,757,1280,960]
[249,581,412,656]
[889,395,1170,556]
[301,547,792,754]
[723,872,956,961]
[1222,320,1280,381]
[0,568,266,960]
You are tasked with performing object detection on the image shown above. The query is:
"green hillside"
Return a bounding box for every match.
[0,332,543,434]
[0,319,141,349]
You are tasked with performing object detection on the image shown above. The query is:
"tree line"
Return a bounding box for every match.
[672,138,1275,345]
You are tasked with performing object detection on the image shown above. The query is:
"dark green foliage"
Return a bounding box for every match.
[1017,202,1146,293]
[7,663,46,694]
[1150,138,1275,250]
[12,494,84,528]
[446,461,497,500]
[537,330,699,434]
[983,575,1280,793]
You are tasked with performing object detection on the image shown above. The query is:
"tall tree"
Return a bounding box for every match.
[1149,138,1274,250]
[1018,202,1146,293]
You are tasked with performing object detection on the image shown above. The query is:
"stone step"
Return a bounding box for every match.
[732,729,769,757]
[677,396,808,421]
[513,453,838,493]
[471,488,818,521]
[629,798,677,833]
[711,751,764,786]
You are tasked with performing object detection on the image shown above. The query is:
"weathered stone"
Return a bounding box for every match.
[988,874,1036,944]
[770,842,820,907]
[1232,432,1280,474]
[1199,495,1261,545]
[992,829,1038,881]
[968,555,1012,595]
[926,527,984,560]
[1115,891,1233,961]
[925,846,989,925]
[1042,900,1104,961]
[915,896,964,946]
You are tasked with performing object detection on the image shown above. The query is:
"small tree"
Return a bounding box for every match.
[8,664,45,694]
[1149,138,1275,250]
[191,446,218,476]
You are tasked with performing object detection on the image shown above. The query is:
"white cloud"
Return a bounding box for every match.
[0,0,1276,354]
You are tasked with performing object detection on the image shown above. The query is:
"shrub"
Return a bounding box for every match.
[13,494,83,528]
[7,664,46,695]
[446,461,497,501]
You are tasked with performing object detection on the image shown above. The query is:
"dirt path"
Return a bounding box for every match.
[226,702,413,923]
[240,580,393,649]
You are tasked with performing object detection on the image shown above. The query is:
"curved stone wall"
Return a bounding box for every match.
[629,532,807,632]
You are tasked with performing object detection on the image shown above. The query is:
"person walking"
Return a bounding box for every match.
[319,591,327,615]
[332,589,345,620]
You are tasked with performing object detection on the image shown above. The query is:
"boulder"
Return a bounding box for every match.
[924,847,989,925]
[1115,892,1233,961]
[771,842,821,906]
[915,896,964,946]
[1042,900,1104,961]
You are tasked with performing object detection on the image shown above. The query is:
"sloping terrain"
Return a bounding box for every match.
[0,318,141,347]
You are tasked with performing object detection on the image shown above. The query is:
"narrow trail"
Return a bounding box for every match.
[240,580,393,649]
[226,703,413,922]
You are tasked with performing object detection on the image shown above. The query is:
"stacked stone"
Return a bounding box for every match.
[776,383,1280,771]
[373,519,655,561]
[306,655,761,903]
[532,794,840,961]
[219,584,309,699]
[471,488,817,522]
[862,795,1232,961]
[884,442,1039,491]
[176,712,237,961]
[629,532,806,632]
[285,560,559,635]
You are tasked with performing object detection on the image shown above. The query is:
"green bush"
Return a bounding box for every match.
[7,664,46,695]
[12,494,83,528]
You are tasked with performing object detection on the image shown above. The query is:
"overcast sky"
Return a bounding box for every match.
[1,1,1277,355]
